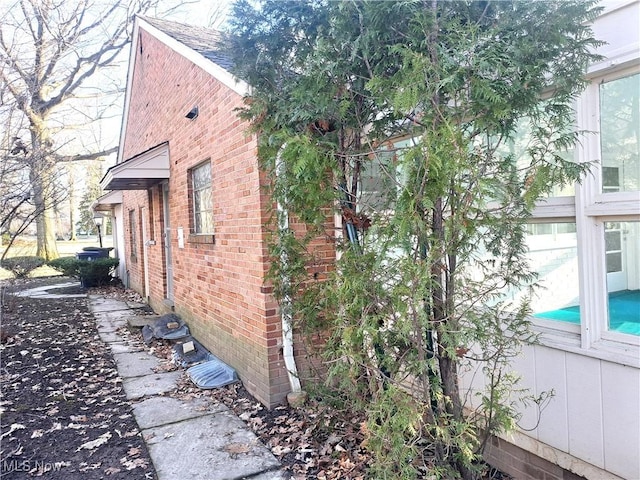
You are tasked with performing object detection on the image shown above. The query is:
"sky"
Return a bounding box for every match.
[164,0,233,29]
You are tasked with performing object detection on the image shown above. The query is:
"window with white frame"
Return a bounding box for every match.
[191,162,213,235]
[600,73,640,194]
[498,68,640,348]
[524,68,640,346]
[590,70,640,340]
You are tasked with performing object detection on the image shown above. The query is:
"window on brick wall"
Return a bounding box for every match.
[129,209,137,262]
[190,161,213,235]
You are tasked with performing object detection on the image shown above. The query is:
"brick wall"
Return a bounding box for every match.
[118,27,296,407]
[484,436,587,480]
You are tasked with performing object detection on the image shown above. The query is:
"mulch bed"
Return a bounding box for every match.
[0,278,155,479]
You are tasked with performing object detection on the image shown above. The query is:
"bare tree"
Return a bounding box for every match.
[0,109,67,259]
[0,0,191,260]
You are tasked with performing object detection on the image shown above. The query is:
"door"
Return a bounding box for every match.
[605,222,626,292]
[162,182,174,303]
[141,206,150,301]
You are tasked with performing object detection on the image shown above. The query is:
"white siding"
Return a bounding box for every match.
[464,344,640,479]
[566,354,604,469]
[601,362,640,478]
[535,348,569,451]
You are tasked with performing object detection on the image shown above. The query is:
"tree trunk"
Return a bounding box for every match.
[431,197,475,480]
[69,168,77,241]
[31,164,60,261]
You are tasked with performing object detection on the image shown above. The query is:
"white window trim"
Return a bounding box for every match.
[191,161,213,235]
[532,66,640,366]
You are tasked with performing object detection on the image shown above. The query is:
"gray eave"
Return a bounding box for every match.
[101,143,170,191]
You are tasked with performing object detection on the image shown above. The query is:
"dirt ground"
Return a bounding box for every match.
[0,278,155,479]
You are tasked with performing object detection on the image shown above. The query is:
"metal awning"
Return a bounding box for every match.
[101,142,170,190]
[92,190,123,211]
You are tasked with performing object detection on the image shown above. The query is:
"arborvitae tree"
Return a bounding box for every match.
[227,1,602,478]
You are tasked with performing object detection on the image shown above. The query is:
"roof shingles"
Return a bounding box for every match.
[140,16,233,70]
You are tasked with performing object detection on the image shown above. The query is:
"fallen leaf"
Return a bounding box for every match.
[120,457,148,470]
[77,432,112,451]
[1,423,26,438]
[224,443,251,456]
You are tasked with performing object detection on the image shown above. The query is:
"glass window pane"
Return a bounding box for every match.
[492,111,576,198]
[605,230,622,251]
[359,151,397,212]
[528,223,581,325]
[604,221,640,336]
[606,253,622,273]
[192,162,213,234]
[194,190,203,212]
[201,188,212,212]
[600,73,640,193]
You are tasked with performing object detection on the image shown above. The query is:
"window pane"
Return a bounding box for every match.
[528,223,581,324]
[605,230,622,251]
[192,163,213,234]
[129,209,137,260]
[492,112,576,197]
[359,150,399,213]
[604,221,640,336]
[193,163,211,189]
[600,73,640,193]
[606,253,622,273]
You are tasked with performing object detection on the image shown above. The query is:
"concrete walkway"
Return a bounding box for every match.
[13,282,290,480]
[85,290,289,480]
[89,295,289,480]
[13,280,288,479]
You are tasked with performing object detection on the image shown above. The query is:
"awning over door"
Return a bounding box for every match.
[101,143,170,190]
[92,190,123,211]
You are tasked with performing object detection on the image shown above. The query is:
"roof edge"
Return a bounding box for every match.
[136,16,250,97]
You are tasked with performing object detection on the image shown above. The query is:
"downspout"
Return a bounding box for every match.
[275,147,302,393]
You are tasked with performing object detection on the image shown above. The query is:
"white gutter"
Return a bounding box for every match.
[276,147,302,393]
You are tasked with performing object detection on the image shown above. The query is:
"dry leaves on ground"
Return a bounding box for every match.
[0,278,156,480]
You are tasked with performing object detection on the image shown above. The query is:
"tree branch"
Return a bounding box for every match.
[52,145,117,162]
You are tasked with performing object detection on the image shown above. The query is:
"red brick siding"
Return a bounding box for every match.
[484,436,587,480]
[119,29,295,406]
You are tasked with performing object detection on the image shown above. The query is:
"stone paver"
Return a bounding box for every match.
[96,319,127,332]
[132,396,226,430]
[98,330,124,343]
[143,413,281,480]
[113,351,161,377]
[109,342,144,354]
[122,371,183,400]
[94,309,135,321]
[89,298,130,312]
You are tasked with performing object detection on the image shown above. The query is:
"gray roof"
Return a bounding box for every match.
[141,16,233,71]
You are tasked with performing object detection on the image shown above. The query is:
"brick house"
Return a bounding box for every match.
[95,6,640,480]
[97,16,334,408]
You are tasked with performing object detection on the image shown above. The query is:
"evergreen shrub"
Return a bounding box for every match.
[0,256,46,278]
[48,257,119,287]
